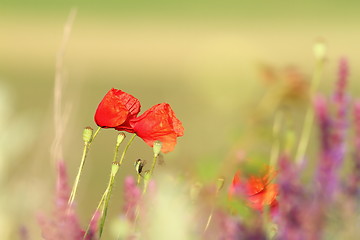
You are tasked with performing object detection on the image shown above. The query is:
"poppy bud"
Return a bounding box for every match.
[153,141,162,157]
[83,126,93,144]
[314,40,326,62]
[116,133,126,147]
[111,162,120,176]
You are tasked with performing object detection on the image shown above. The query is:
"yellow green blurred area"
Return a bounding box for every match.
[1,1,360,239]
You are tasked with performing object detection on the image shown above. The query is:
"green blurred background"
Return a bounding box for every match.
[1,0,360,239]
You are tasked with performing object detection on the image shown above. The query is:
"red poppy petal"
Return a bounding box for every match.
[141,132,178,153]
[116,90,141,118]
[232,171,241,186]
[115,122,136,133]
[246,176,266,196]
[229,165,279,211]
[95,103,129,128]
[229,171,242,198]
[94,88,140,128]
[130,103,184,153]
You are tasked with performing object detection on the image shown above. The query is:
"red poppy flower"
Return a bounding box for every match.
[94,88,140,131]
[130,103,184,153]
[230,166,278,212]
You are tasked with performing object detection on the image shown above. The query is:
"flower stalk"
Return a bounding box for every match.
[143,141,162,194]
[68,126,101,208]
[96,133,136,239]
[295,41,326,164]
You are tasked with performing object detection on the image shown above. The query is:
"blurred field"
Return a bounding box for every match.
[1,1,360,239]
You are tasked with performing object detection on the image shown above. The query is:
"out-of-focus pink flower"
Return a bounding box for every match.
[38,160,98,240]
[348,101,360,196]
[123,176,142,222]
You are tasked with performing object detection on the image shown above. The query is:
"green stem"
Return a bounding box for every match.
[99,170,117,238]
[143,154,157,194]
[97,134,136,239]
[269,111,283,167]
[149,154,158,177]
[295,59,324,164]
[68,143,89,206]
[204,207,214,233]
[134,152,159,228]
[204,178,224,233]
[82,188,108,240]
[118,134,136,165]
[92,126,101,140]
[68,127,101,207]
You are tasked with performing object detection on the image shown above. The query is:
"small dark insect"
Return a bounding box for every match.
[134,159,146,175]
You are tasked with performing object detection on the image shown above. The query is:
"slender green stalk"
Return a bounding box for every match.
[204,178,224,233]
[149,154,158,177]
[295,109,314,164]
[82,188,108,240]
[204,208,214,233]
[133,156,156,232]
[99,168,118,238]
[137,174,141,185]
[97,134,136,239]
[142,154,157,195]
[68,144,89,206]
[269,111,283,167]
[295,58,324,164]
[134,142,162,229]
[92,127,101,140]
[119,134,136,165]
[68,127,101,207]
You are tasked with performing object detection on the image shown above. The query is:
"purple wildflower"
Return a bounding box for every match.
[38,160,98,240]
[276,155,309,240]
[331,58,349,168]
[19,226,29,240]
[206,211,266,240]
[204,211,241,240]
[348,101,360,196]
[219,215,241,240]
[314,96,338,198]
[237,224,267,240]
[314,58,350,199]
[334,58,348,104]
[123,176,141,222]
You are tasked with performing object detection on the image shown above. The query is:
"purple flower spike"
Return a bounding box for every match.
[314,95,340,199]
[348,101,360,196]
[315,96,332,153]
[332,58,350,168]
[277,155,308,240]
[38,160,98,240]
[334,58,349,103]
[314,59,350,200]
[123,176,141,222]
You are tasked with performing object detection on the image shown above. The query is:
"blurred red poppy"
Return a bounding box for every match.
[130,103,184,153]
[230,166,278,212]
[94,88,140,131]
